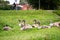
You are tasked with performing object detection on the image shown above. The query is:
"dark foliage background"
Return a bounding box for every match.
[28,0,60,10]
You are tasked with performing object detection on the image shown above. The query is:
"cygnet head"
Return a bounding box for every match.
[37,21,40,26]
[18,20,21,22]
[59,23,60,26]
[33,19,37,24]
[22,20,25,23]
[5,25,9,27]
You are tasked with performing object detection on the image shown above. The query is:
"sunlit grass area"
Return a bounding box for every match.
[0,10,60,40]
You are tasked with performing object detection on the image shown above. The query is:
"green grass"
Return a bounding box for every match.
[0,10,60,40]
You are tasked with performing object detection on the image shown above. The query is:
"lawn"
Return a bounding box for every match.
[0,10,60,40]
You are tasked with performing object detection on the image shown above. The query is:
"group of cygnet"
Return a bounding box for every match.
[18,20,32,30]
[18,19,60,30]
[3,19,60,31]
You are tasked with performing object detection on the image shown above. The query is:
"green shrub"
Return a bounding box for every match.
[0,5,11,10]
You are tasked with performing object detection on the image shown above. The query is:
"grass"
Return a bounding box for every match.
[0,10,60,40]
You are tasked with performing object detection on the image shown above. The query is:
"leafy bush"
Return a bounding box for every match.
[3,5,11,10]
[0,5,11,10]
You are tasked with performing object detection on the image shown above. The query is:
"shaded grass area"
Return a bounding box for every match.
[53,10,60,16]
[0,27,60,40]
[0,10,60,40]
